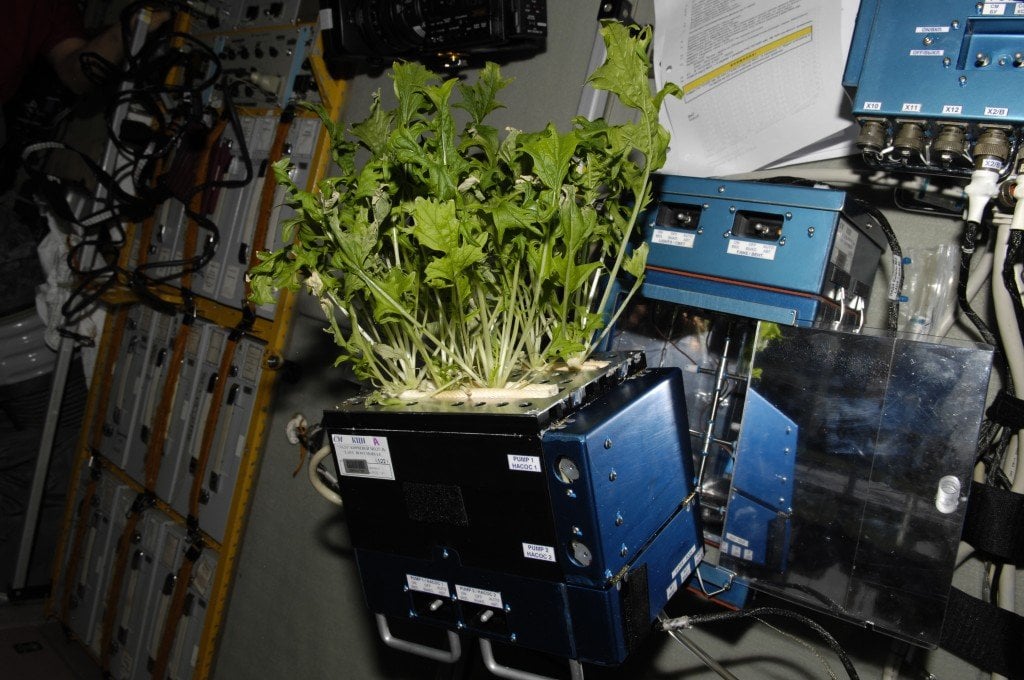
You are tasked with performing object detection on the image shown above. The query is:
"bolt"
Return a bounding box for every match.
[566,488,576,498]
[959,75,968,86]
[807,227,815,237]
[723,230,732,238]
[923,36,934,46]
[442,548,449,559]
[457,621,466,630]
[697,228,704,235]
[785,212,793,220]
[608,470,617,481]
[409,609,417,618]
[403,585,409,592]
[615,512,624,526]
[729,206,736,213]
[504,604,512,612]
[943,56,952,67]
[952,19,960,30]
[571,525,583,537]
[604,438,613,449]
[779,237,787,246]
[620,544,628,557]
[717,186,726,193]
[510,633,517,643]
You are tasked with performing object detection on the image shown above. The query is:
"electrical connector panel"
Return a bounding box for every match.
[844,0,1024,176]
[643,175,886,327]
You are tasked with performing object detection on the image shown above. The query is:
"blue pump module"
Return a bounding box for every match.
[643,175,886,327]
[321,354,703,666]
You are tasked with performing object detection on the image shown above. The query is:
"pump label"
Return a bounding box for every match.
[915,26,950,33]
[862,101,882,111]
[984,106,1010,117]
[942,105,963,114]
[909,49,944,56]
[522,543,556,562]
[652,229,696,248]
[727,239,776,260]
[983,3,1007,15]
[901,102,922,113]
[332,433,396,480]
[507,454,541,472]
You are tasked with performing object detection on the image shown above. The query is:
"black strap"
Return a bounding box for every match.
[963,481,1024,565]
[940,588,1024,679]
[987,391,1024,430]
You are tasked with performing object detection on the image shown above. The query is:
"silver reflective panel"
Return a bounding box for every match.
[724,324,993,645]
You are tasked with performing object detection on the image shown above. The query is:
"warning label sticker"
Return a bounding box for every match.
[332,433,395,480]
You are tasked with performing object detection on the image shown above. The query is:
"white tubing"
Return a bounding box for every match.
[308,444,343,506]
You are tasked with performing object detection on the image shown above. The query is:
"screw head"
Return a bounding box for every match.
[608,470,617,481]
[619,544,628,557]
[604,438,613,449]
[807,227,815,237]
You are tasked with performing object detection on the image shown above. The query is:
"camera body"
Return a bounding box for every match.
[321,0,546,66]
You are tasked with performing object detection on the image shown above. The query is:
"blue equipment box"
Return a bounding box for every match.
[321,355,703,666]
[643,175,886,327]
[844,0,1024,175]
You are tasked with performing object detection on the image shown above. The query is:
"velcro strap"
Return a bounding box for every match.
[986,391,1024,429]
[963,481,1024,565]
[941,588,1024,678]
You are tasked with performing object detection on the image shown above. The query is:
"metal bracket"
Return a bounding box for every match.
[479,639,584,680]
[374,614,462,664]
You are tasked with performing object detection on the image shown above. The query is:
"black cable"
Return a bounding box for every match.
[959,221,1000,346]
[659,606,861,680]
[846,195,902,333]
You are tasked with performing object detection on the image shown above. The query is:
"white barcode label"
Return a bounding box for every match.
[332,433,396,480]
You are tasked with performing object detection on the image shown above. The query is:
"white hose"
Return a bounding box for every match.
[308,444,344,506]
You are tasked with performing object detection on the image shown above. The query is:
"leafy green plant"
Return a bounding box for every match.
[248,21,680,398]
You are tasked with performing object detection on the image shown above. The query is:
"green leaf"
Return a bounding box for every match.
[410,197,459,252]
[521,124,578,190]
[350,91,394,155]
[454,62,512,125]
